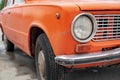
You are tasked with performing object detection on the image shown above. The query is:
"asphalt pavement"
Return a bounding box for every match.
[0,30,120,80]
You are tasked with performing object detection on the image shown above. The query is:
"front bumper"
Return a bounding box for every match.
[55,48,120,67]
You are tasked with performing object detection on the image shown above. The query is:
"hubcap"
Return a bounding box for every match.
[38,50,45,80]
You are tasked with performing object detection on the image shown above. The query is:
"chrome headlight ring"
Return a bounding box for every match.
[71,13,98,43]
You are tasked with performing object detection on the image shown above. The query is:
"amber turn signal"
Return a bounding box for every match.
[75,43,91,53]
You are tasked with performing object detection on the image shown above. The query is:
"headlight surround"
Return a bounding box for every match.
[71,13,97,43]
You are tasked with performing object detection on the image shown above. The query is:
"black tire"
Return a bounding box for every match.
[35,33,65,80]
[4,36,14,52]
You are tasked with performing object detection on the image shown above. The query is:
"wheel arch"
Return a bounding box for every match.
[0,23,4,33]
[29,23,50,57]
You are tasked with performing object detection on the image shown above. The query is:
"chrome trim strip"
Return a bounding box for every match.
[55,48,120,66]
[71,13,98,43]
[94,14,120,16]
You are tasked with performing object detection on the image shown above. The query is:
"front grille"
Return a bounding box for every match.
[93,14,120,41]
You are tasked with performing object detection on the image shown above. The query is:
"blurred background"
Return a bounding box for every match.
[0,0,4,10]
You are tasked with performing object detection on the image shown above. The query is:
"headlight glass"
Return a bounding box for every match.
[71,13,97,43]
[74,16,93,39]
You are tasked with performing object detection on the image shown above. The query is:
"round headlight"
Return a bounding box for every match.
[71,13,97,42]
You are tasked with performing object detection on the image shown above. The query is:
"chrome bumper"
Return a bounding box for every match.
[55,48,120,66]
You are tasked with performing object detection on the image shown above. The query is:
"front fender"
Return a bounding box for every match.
[26,4,80,56]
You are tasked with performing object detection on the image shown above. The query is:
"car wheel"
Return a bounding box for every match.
[3,35,14,52]
[35,33,65,80]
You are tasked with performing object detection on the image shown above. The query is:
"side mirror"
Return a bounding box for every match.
[0,0,5,10]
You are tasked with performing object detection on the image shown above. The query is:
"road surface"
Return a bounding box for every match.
[0,30,120,80]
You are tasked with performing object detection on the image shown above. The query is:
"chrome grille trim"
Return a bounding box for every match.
[93,14,120,41]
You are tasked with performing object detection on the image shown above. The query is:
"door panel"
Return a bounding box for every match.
[2,0,13,39]
[8,0,28,52]
[3,0,26,51]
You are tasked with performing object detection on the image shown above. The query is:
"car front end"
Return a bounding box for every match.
[54,0,120,68]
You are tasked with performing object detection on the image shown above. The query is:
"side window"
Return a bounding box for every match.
[14,0,24,4]
[6,0,13,7]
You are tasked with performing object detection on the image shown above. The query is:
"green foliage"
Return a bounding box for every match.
[0,0,4,10]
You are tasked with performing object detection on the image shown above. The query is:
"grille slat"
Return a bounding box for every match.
[93,14,120,41]
[97,20,120,23]
[96,26,120,29]
[97,24,120,26]
[96,29,120,32]
[94,35,120,38]
[95,32,120,35]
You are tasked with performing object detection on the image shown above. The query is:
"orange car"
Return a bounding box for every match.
[1,0,120,80]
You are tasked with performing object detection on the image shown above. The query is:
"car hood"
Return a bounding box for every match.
[76,0,120,11]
